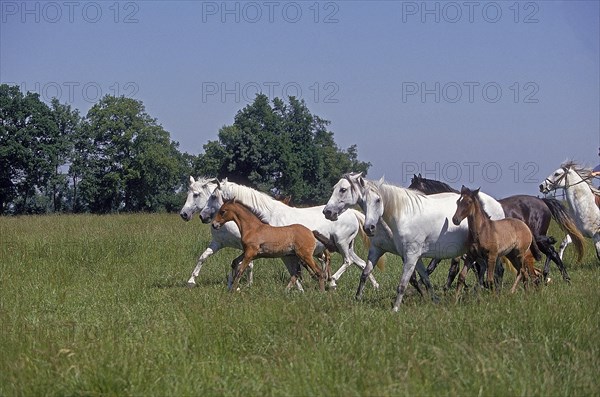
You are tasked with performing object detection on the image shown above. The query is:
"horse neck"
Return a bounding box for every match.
[226,204,263,237]
[564,171,597,221]
[466,197,492,242]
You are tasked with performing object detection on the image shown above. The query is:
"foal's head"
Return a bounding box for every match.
[211,199,240,230]
[452,186,480,226]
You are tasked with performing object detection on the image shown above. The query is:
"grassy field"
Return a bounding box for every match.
[1,213,599,396]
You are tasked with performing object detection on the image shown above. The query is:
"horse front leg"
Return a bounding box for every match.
[230,253,255,292]
[228,253,246,291]
[486,253,499,292]
[355,247,383,300]
[392,254,421,312]
[594,234,600,262]
[348,247,380,289]
[539,239,570,283]
[558,234,571,261]
[187,241,222,287]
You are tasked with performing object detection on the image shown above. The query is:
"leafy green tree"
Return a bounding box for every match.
[0,84,65,214]
[77,95,187,213]
[195,94,370,204]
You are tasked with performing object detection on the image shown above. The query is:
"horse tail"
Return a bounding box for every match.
[351,209,385,270]
[542,198,585,262]
[501,256,517,274]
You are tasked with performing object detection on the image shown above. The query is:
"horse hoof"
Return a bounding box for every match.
[186,282,197,288]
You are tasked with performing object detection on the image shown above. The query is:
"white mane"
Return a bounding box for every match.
[375,181,426,218]
[220,181,284,221]
[562,161,600,195]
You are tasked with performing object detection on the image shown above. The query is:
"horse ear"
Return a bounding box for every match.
[460,185,468,194]
[378,176,385,186]
[418,173,422,178]
[189,176,196,184]
[215,178,221,189]
[349,172,363,181]
[358,177,365,188]
[474,187,481,196]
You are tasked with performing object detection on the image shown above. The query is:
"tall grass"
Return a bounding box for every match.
[1,214,598,396]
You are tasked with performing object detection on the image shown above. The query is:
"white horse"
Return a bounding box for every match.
[540,162,600,260]
[324,173,505,312]
[200,178,380,289]
[180,176,256,287]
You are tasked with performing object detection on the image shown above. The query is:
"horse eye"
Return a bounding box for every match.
[554,172,560,177]
[193,193,199,198]
[340,187,347,193]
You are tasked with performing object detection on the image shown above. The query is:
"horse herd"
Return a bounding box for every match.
[179,161,600,311]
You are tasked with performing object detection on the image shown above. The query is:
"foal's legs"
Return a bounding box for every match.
[230,250,257,292]
[298,250,325,291]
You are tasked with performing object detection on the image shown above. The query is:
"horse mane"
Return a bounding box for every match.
[561,160,600,195]
[410,175,458,194]
[374,180,426,218]
[220,181,284,222]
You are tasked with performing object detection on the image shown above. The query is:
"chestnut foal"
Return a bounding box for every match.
[212,199,326,292]
[452,186,541,295]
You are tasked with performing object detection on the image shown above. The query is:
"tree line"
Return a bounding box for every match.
[0,84,370,215]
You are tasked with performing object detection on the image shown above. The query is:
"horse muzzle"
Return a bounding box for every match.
[363,223,376,237]
[323,208,339,221]
[180,211,191,221]
[452,216,461,226]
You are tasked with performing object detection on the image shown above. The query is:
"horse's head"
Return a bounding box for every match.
[179,176,219,221]
[323,172,365,221]
[211,199,237,230]
[539,166,569,194]
[452,185,479,226]
[199,187,224,224]
[362,180,386,237]
[408,173,424,191]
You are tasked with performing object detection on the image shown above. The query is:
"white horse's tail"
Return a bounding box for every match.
[350,209,385,270]
[542,198,585,262]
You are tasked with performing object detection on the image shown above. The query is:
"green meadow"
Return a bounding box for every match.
[1,213,599,396]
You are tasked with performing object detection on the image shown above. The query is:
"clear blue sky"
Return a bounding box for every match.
[2,0,599,197]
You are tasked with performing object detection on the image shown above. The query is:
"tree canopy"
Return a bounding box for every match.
[195,94,370,205]
[0,85,369,214]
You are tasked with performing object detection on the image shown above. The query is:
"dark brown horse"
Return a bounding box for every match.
[409,174,584,286]
[452,186,541,294]
[212,199,326,292]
